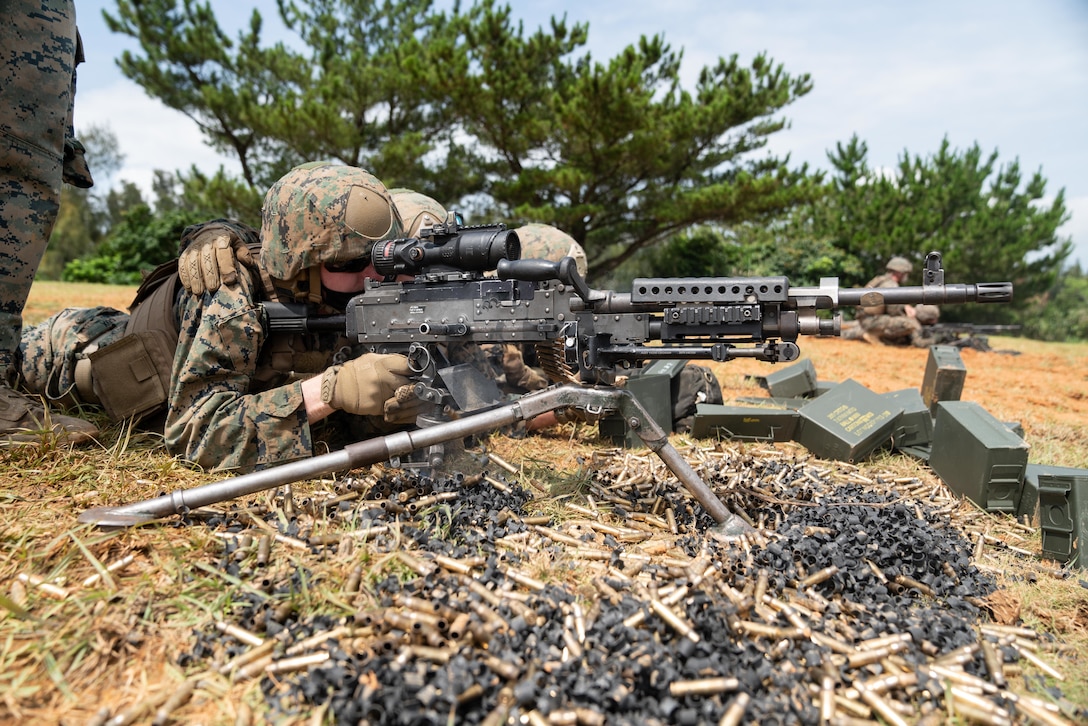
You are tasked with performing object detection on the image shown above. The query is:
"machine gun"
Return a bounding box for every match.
[928,322,1021,341]
[79,221,1012,532]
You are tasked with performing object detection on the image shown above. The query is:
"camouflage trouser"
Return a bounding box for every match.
[0,0,78,381]
[859,314,925,346]
[16,307,129,405]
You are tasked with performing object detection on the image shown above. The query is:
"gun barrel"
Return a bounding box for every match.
[838,281,1012,307]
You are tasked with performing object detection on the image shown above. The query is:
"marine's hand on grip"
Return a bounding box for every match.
[383,384,429,424]
[319,353,413,417]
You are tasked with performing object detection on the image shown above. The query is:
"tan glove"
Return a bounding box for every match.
[319,353,413,417]
[502,345,549,391]
[383,384,429,425]
[178,229,257,295]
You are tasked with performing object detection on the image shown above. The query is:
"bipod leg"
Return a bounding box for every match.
[616,391,753,537]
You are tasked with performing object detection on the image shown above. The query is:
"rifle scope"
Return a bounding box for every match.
[372,223,521,276]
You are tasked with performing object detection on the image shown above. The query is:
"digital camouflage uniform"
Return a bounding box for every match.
[1,0,91,380]
[1,0,98,442]
[17,166,407,471]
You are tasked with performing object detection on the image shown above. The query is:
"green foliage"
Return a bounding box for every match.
[817,136,1071,315]
[438,6,822,279]
[175,167,266,227]
[1021,265,1088,342]
[104,0,820,283]
[41,124,129,280]
[601,227,743,288]
[62,205,205,285]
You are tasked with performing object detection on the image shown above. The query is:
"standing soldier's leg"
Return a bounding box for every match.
[0,0,96,443]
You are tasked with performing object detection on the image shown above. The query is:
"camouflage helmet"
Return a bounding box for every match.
[886,256,913,274]
[914,304,941,325]
[390,189,448,238]
[260,164,404,281]
[515,223,588,277]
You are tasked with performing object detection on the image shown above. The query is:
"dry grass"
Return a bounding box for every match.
[3,281,1087,724]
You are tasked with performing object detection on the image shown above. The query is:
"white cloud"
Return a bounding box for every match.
[76,80,241,196]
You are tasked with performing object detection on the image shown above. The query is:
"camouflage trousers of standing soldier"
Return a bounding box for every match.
[15,307,129,407]
[0,0,84,382]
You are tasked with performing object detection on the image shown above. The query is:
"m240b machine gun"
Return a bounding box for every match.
[81,222,1012,532]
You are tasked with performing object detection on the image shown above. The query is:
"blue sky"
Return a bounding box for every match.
[73,0,1088,267]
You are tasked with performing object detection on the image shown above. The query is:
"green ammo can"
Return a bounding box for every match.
[920,345,967,415]
[928,401,1029,514]
[598,360,683,448]
[1020,463,1088,524]
[750,358,818,399]
[1024,465,1088,567]
[691,404,800,442]
[884,388,934,450]
[795,379,903,462]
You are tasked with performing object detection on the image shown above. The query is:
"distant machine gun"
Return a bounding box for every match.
[80,219,1012,532]
[926,324,1018,341]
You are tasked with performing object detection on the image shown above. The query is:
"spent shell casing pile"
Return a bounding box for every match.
[147,445,1085,725]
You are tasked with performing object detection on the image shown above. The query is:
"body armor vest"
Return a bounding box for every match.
[89,245,338,423]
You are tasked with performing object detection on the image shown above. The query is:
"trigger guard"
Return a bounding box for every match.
[407,344,432,374]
